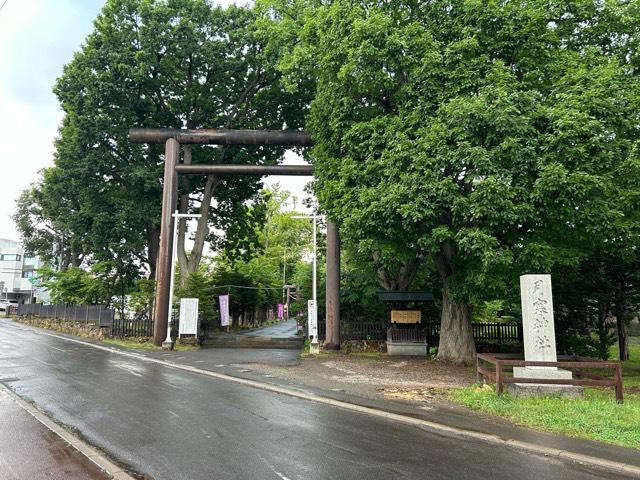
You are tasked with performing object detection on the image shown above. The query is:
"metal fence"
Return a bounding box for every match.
[316,319,522,344]
[17,303,114,328]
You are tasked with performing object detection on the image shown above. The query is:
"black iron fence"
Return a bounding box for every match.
[387,326,427,343]
[471,322,522,344]
[17,303,114,327]
[110,313,179,339]
[17,303,184,340]
[316,319,523,344]
[111,315,153,337]
[316,319,387,341]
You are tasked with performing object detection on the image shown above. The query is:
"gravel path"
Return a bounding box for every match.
[241,353,477,404]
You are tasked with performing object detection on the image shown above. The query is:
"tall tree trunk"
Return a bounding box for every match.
[177,146,221,287]
[177,146,192,287]
[617,318,629,361]
[615,277,629,361]
[437,286,475,365]
[434,244,476,366]
[374,253,421,291]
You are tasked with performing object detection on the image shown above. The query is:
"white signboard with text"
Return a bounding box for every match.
[308,299,317,341]
[178,298,199,337]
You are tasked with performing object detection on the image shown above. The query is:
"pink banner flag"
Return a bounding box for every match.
[277,303,284,319]
[219,294,230,327]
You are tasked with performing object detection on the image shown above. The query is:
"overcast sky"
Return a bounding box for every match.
[0,0,310,243]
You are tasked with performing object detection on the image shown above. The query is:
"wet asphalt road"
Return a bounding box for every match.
[236,319,299,338]
[0,320,628,480]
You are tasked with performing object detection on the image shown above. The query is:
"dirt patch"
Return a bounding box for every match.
[245,353,476,404]
[381,387,445,402]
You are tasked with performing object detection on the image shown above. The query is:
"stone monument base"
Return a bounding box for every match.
[387,342,428,356]
[508,366,582,398]
[507,383,584,399]
[513,366,573,380]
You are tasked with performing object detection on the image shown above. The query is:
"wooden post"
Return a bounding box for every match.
[153,138,180,346]
[496,360,503,395]
[325,221,341,349]
[615,363,624,404]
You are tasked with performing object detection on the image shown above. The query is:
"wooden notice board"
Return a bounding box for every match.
[391,310,421,324]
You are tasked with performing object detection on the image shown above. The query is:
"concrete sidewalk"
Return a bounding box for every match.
[0,388,110,480]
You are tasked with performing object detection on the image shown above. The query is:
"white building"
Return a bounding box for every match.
[0,238,47,304]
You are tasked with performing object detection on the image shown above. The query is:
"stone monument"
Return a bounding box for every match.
[509,274,582,398]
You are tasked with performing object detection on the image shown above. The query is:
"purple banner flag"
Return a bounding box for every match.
[277,303,284,319]
[219,294,230,327]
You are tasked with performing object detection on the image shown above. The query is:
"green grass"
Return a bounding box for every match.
[447,341,640,449]
[102,338,198,351]
[449,387,640,449]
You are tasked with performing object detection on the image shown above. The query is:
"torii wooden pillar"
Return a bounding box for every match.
[129,128,340,348]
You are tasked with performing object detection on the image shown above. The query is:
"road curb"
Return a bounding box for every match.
[0,383,136,480]
[12,324,640,479]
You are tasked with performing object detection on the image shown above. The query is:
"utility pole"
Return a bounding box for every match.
[292,214,319,353]
[325,221,341,349]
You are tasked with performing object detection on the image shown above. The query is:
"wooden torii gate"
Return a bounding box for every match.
[129,128,341,349]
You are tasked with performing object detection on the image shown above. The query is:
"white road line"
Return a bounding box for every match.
[31,357,53,367]
[3,321,640,479]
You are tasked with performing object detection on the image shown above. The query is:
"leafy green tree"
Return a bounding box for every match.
[128,279,156,317]
[17,0,307,287]
[210,187,314,323]
[38,267,93,305]
[175,267,216,325]
[38,261,137,312]
[269,0,640,364]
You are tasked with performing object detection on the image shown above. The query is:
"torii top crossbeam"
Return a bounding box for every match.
[129,128,313,146]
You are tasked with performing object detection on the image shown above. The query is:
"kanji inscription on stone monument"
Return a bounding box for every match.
[521,274,558,363]
[515,274,572,380]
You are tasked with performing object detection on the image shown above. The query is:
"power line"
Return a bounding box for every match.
[211,284,283,291]
[0,1,8,13]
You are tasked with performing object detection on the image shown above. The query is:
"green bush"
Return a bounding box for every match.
[556,333,611,359]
